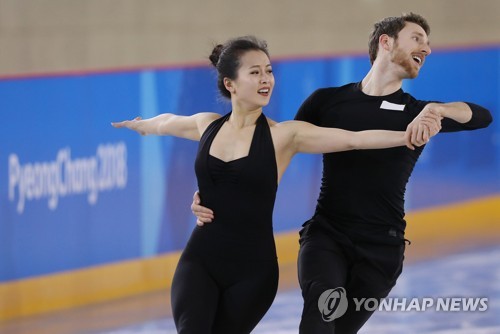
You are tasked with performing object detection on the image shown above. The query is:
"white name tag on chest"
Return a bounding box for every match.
[380,100,405,111]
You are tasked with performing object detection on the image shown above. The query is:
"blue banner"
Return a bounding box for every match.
[1,47,498,282]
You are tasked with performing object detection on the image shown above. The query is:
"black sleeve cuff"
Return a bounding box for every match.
[463,102,493,129]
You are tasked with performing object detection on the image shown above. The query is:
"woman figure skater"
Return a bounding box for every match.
[112,36,440,333]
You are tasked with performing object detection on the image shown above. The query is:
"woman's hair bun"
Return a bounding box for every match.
[209,44,224,67]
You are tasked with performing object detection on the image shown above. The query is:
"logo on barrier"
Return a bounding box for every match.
[318,287,348,322]
[7,142,128,214]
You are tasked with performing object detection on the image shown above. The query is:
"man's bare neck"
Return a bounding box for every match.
[361,64,404,96]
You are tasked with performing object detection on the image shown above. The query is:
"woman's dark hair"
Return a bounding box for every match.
[368,12,430,64]
[209,36,270,99]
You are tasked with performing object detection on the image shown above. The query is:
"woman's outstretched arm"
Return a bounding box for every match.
[111,112,221,141]
[281,110,441,154]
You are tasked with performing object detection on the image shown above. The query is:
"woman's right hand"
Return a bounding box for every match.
[111,116,147,135]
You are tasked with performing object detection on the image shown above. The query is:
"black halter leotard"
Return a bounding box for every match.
[171,112,279,333]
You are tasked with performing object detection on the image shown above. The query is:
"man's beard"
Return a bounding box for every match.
[390,43,419,79]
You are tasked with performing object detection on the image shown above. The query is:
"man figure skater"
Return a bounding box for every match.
[192,13,492,333]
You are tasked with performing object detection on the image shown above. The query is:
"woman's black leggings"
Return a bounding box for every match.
[171,251,279,334]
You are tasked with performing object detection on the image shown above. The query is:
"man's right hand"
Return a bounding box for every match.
[191,191,214,226]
